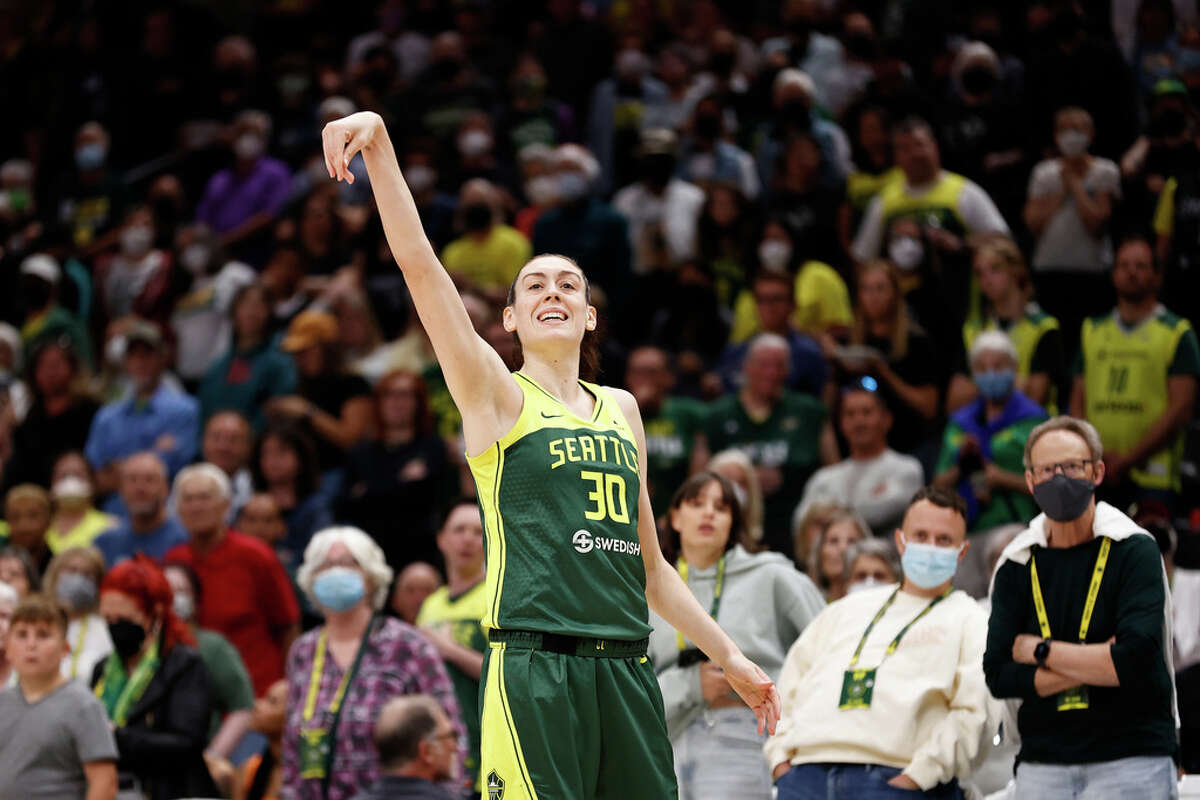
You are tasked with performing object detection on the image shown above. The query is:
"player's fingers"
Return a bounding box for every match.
[321,124,339,180]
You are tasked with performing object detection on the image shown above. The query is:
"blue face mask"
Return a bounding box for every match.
[900,536,961,589]
[75,143,107,171]
[313,566,366,612]
[557,172,589,203]
[974,368,1015,402]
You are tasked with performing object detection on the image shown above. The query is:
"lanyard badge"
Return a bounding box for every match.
[298,727,332,779]
[838,667,877,710]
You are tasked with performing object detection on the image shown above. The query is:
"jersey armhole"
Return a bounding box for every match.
[465,373,531,464]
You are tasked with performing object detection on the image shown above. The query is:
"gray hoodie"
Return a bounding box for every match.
[648,545,826,740]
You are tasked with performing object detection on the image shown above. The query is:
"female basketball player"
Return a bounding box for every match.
[321,112,779,800]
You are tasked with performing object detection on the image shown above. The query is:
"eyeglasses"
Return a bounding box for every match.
[428,728,460,744]
[1028,459,1096,481]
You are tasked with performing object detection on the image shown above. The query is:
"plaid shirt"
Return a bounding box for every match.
[281,617,465,800]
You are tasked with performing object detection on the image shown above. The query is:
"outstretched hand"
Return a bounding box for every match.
[720,652,781,735]
[321,112,384,184]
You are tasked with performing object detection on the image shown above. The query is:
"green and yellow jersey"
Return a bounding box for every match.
[468,372,650,640]
[417,581,488,786]
[1078,307,1200,491]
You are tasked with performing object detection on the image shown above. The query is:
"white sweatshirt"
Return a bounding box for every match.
[764,583,997,790]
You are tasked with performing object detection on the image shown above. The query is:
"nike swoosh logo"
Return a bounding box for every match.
[540,411,563,419]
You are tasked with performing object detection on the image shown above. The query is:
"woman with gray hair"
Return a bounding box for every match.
[842,538,902,594]
[280,526,466,800]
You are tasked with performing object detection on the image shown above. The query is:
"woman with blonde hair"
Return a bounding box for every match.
[706,448,765,545]
[43,545,112,681]
[805,508,870,601]
[791,499,848,568]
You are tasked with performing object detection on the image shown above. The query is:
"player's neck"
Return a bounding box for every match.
[520,356,584,401]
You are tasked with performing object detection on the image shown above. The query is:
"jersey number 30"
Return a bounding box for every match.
[581,471,630,523]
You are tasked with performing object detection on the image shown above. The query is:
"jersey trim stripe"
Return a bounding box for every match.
[490,443,507,627]
[497,644,538,796]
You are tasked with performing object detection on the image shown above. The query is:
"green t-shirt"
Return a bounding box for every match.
[984,534,1177,765]
[935,413,1045,532]
[194,627,255,741]
[703,391,826,551]
[642,396,705,518]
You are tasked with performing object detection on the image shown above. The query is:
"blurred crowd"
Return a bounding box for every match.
[2,0,1200,798]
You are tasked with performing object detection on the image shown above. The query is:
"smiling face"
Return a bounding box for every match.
[503,256,596,357]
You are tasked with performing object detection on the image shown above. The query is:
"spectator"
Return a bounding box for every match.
[767,488,994,797]
[834,260,941,460]
[232,679,287,800]
[94,555,217,799]
[354,695,461,800]
[253,425,334,575]
[1071,236,1200,509]
[613,128,705,277]
[331,289,396,385]
[43,546,112,682]
[717,269,828,397]
[0,546,39,598]
[390,562,443,626]
[984,417,1177,796]
[201,410,255,517]
[651,471,824,800]
[260,244,314,336]
[766,132,845,269]
[271,310,374,475]
[790,500,845,571]
[806,509,870,601]
[92,452,188,566]
[6,338,100,490]
[697,183,758,309]
[496,53,576,158]
[702,334,829,553]
[18,254,92,366]
[339,370,452,572]
[755,68,852,191]
[195,111,293,265]
[415,500,487,793]
[762,0,849,122]
[587,42,668,194]
[954,236,1067,413]
[706,448,766,552]
[935,332,1047,534]
[1025,107,1121,351]
[678,95,760,201]
[440,179,532,293]
[845,105,903,223]
[164,464,300,697]
[625,346,705,518]
[0,580,13,687]
[3,483,53,574]
[851,117,1009,345]
[793,384,924,536]
[401,148,459,252]
[54,120,125,250]
[84,321,199,497]
[282,527,464,800]
[94,207,175,331]
[162,562,255,760]
[198,284,298,430]
[237,493,287,548]
[843,538,902,594]
[0,595,118,800]
[1153,109,1200,326]
[532,145,632,312]
[169,224,257,384]
[46,451,118,552]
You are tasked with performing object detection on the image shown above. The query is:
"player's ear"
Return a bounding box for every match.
[585,305,597,332]
[502,305,517,333]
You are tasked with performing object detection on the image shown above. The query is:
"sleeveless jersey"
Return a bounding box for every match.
[878,171,969,238]
[963,303,1061,413]
[1081,309,1193,490]
[468,372,649,640]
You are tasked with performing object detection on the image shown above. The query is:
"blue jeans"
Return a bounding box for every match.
[674,707,772,800]
[1014,756,1178,799]
[776,763,964,799]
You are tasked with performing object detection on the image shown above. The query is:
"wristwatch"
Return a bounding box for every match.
[1034,638,1051,668]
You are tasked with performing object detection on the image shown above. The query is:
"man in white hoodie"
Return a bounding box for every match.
[766,486,995,797]
[983,415,1178,799]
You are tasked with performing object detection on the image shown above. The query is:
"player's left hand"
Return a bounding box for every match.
[720,652,781,735]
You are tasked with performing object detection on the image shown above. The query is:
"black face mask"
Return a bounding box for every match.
[643,154,676,187]
[108,618,148,659]
[1032,474,1095,522]
[844,33,877,61]
[695,114,721,139]
[21,275,53,311]
[778,100,811,128]
[463,203,492,232]
[787,18,813,40]
[429,59,462,83]
[961,66,998,96]
[709,52,736,78]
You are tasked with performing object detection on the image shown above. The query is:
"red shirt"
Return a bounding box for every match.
[166,530,300,696]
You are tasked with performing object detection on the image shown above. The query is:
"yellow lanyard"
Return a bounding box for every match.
[676,556,726,651]
[301,627,364,722]
[69,617,89,679]
[1030,537,1111,641]
[847,586,950,669]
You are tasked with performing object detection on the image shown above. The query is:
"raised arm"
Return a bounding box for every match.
[322,112,520,453]
[614,388,780,735]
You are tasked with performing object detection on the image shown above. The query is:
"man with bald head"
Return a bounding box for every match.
[352,695,458,799]
[703,333,830,553]
[166,464,299,695]
[92,451,187,565]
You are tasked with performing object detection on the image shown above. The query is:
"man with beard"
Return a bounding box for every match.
[1071,235,1200,510]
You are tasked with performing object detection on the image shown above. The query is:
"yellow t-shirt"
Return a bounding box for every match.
[1154,177,1178,238]
[441,224,532,290]
[47,508,118,553]
[730,260,853,343]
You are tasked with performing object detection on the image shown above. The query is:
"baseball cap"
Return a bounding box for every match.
[124,320,164,350]
[280,310,339,352]
[20,254,61,285]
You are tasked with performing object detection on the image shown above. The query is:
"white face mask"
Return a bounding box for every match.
[180,243,211,275]
[1056,129,1090,158]
[106,334,127,366]
[234,133,266,162]
[888,235,923,270]
[524,175,559,206]
[120,225,153,257]
[405,164,437,194]
[847,577,886,594]
[173,593,195,622]
[52,475,91,502]
[758,240,793,271]
[457,129,493,158]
